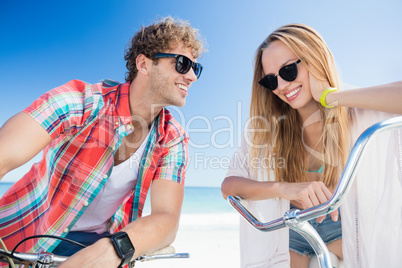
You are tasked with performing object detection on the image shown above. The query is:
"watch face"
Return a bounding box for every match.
[115,234,134,255]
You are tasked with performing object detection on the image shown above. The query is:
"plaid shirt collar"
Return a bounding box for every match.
[105,79,167,141]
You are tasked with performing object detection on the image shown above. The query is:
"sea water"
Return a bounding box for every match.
[0,182,13,197]
[0,183,239,230]
[0,183,232,213]
[143,186,239,231]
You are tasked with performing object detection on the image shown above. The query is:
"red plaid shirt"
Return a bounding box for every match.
[0,79,188,253]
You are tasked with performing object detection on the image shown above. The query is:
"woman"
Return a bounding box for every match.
[221,24,402,268]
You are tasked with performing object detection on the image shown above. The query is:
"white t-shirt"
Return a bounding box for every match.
[72,124,154,234]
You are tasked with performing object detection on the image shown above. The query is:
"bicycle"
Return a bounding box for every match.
[0,234,189,268]
[228,116,402,268]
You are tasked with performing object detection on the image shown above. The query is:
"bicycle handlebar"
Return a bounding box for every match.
[0,249,65,267]
[136,246,189,262]
[229,116,402,231]
[0,246,189,267]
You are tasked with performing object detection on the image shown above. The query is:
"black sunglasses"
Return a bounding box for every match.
[154,53,203,79]
[258,59,301,91]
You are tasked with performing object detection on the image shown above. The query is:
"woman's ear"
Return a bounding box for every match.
[136,54,151,75]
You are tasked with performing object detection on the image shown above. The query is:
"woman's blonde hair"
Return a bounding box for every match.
[249,24,350,189]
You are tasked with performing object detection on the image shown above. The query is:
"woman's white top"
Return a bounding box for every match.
[72,123,154,234]
[342,109,402,268]
[226,108,402,268]
[226,133,290,268]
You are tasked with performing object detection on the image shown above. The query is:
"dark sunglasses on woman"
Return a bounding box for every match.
[259,59,301,91]
[154,53,203,79]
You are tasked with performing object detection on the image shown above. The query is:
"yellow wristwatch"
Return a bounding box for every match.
[319,88,338,108]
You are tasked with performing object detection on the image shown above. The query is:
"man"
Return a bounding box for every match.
[0,17,205,267]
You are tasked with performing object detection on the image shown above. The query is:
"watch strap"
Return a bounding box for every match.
[118,256,128,268]
[319,88,338,108]
[107,232,135,268]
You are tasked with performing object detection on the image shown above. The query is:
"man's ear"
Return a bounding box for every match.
[136,54,152,75]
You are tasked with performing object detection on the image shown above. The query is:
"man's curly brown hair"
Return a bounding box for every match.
[124,16,205,81]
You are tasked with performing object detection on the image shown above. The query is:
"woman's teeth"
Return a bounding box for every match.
[286,86,301,98]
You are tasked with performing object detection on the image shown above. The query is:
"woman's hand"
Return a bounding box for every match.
[309,70,331,103]
[278,181,338,223]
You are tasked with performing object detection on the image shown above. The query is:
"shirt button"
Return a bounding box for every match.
[84,201,89,206]
[63,228,69,233]
[103,174,108,178]
[112,145,116,150]
[115,121,119,126]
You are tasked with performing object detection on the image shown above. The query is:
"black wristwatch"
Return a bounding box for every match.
[107,232,135,268]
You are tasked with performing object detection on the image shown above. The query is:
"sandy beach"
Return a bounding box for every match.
[139,212,240,268]
[1,184,241,267]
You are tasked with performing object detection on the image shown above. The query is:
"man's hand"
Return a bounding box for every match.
[59,238,120,268]
[60,179,184,267]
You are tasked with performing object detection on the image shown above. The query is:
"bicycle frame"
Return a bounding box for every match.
[228,116,402,268]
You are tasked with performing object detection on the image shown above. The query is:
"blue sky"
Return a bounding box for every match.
[1,0,401,187]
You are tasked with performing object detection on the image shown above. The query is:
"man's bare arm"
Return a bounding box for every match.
[0,112,51,180]
[59,179,184,267]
